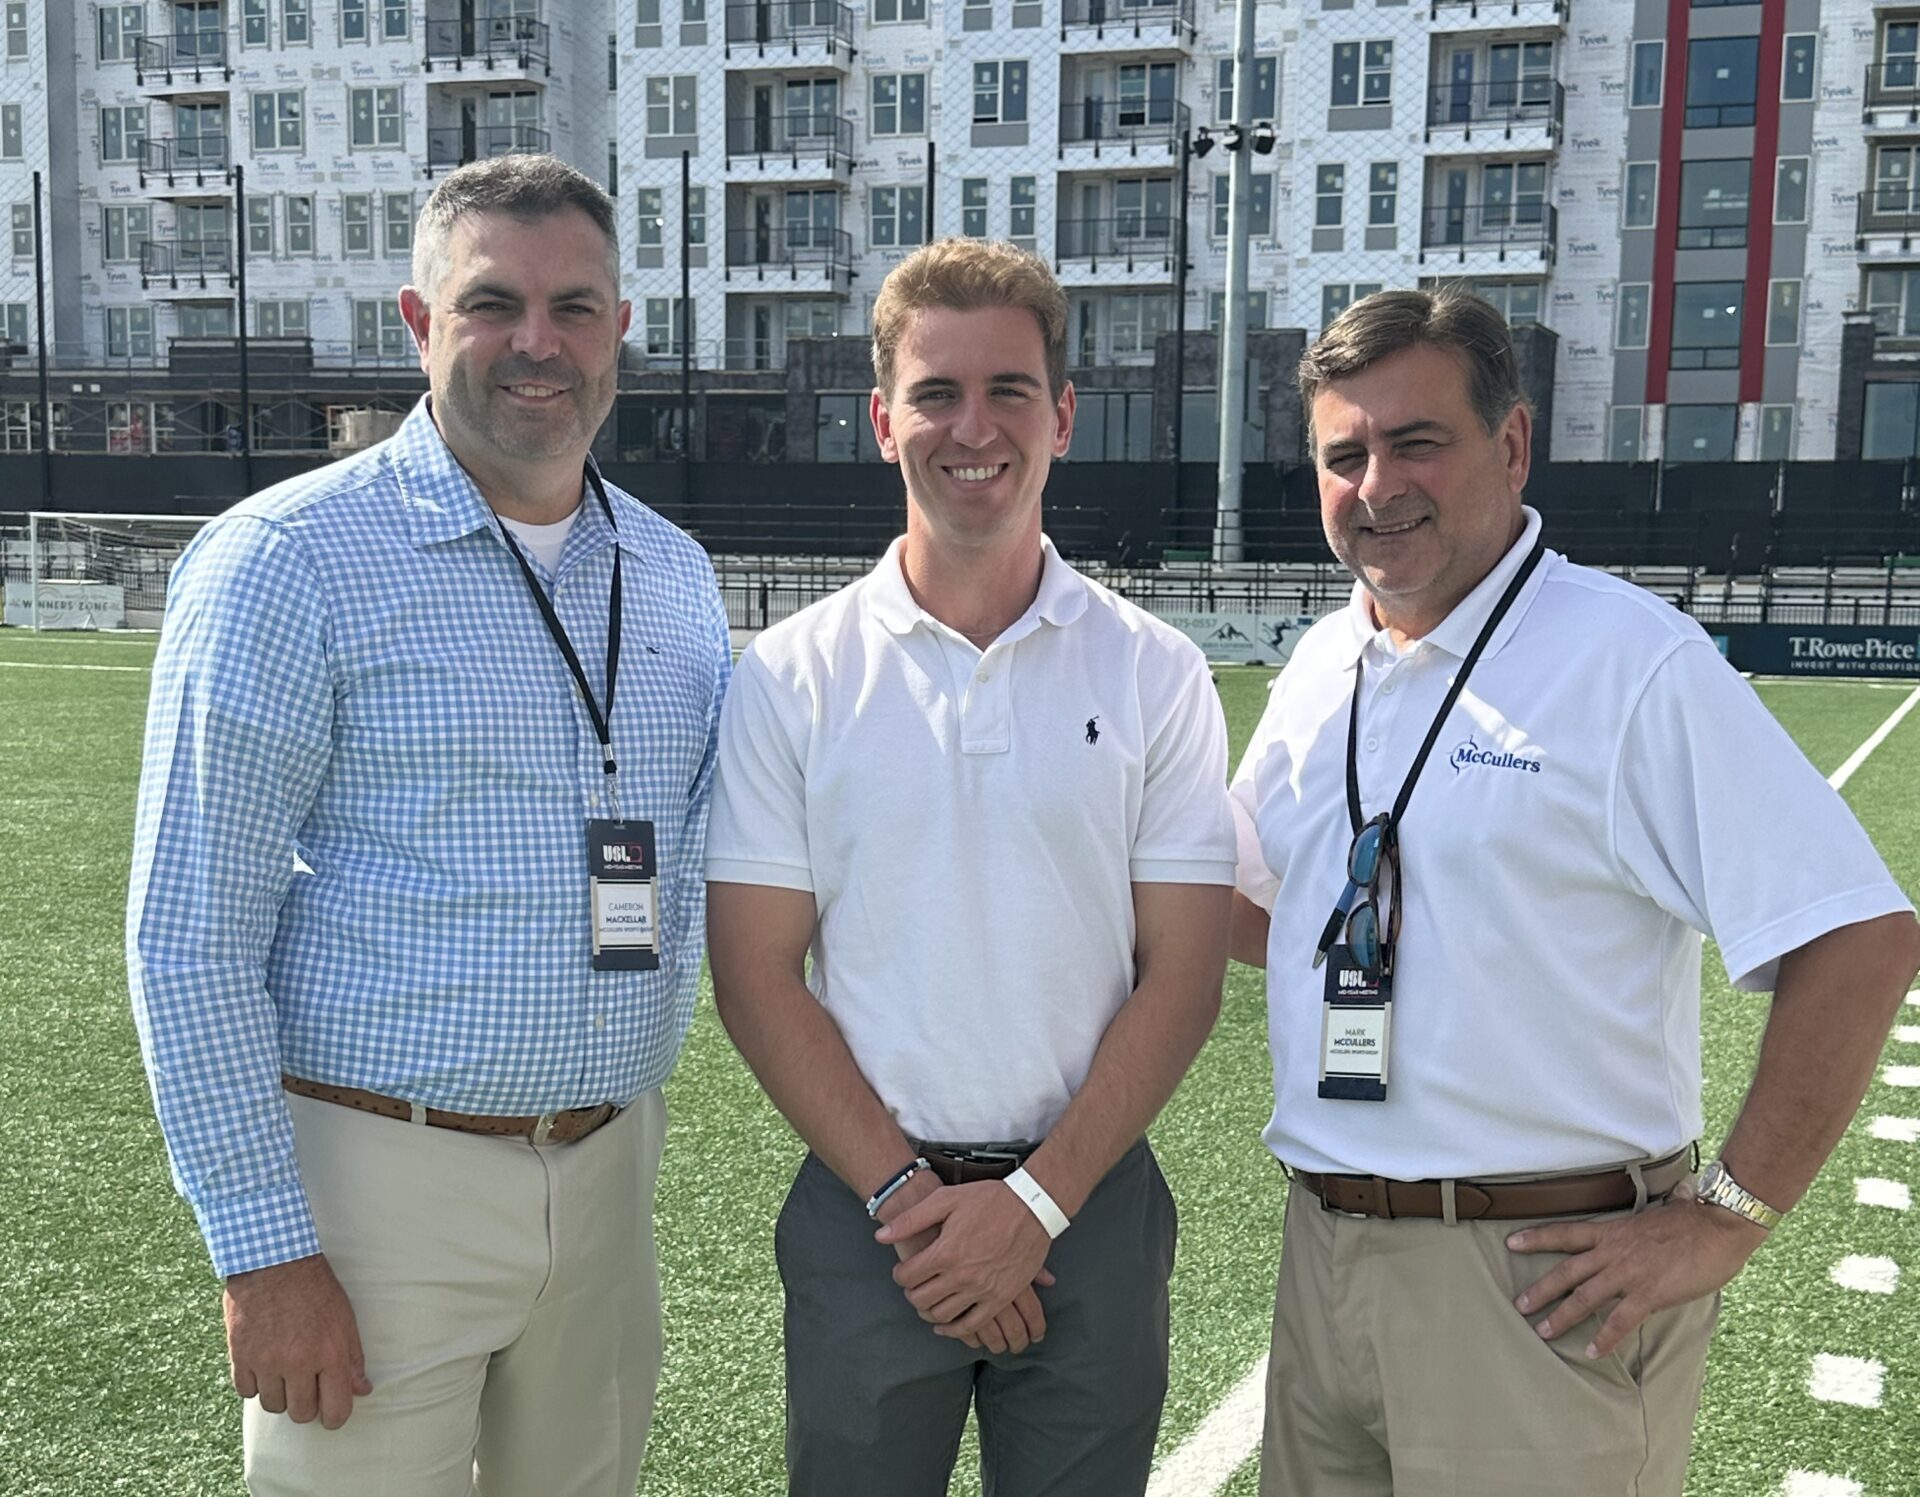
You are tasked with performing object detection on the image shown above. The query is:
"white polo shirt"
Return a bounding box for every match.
[1232,507,1913,1181]
[709,536,1238,1144]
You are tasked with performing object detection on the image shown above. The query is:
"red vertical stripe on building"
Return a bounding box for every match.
[1643,2,1691,408]
[1739,0,1787,405]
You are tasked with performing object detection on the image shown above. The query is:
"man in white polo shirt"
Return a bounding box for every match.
[706,237,1236,1496]
[1231,288,1920,1495]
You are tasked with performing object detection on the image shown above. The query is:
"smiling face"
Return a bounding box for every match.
[401,206,629,487]
[871,304,1074,556]
[1311,342,1531,639]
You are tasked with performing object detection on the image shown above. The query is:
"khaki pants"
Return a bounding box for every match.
[243,1089,668,1497]
[1260,1177,1716,1497]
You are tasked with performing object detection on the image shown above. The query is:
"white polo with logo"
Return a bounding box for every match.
[1232,507,1913,1180]
[708,536,1237,1144]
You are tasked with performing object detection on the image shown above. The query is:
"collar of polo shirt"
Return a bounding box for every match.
[868,534,1090,640]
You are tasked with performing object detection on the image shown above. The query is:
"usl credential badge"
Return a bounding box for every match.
[587,819,660,971]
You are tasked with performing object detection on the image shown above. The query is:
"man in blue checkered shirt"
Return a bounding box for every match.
[127,156,730,1497]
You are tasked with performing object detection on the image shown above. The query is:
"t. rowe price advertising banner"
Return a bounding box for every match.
[1714,626,1920,678]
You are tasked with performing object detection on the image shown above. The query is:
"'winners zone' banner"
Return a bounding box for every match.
[2,580,127,630]
[1156,613,1319,665]
[1714,626,1920,678]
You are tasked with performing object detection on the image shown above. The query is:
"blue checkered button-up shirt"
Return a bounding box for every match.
[127,398,731,1278]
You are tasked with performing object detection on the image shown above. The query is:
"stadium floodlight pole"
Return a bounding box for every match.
[32,169,50,510]
[925,139,935,233]
[234,163,253,494]
[1213,0,1256,566]
[679,148,691,507]
[1170,126,1192,519]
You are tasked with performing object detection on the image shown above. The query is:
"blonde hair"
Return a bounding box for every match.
[871,238,1068,398]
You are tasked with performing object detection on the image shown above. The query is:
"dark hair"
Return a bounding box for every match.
[872,237,1069,398]
[412,154,619,297]
[1298,288,1527,440]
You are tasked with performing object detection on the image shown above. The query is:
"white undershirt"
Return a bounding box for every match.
[499,505,580,575]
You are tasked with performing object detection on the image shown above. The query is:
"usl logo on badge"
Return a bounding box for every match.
[1449,737,1542,776]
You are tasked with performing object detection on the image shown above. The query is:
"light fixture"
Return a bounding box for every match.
[1251,121,1277,155]
[1192,126,1215,157]
[1221,124,1245,152]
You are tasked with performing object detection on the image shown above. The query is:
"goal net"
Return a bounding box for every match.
[8,512,216,630]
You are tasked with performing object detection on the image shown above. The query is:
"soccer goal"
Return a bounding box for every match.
[7,512,215,630]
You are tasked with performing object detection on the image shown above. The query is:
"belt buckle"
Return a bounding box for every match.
[954,1147,1022,1167]
[532,1112,558,1146]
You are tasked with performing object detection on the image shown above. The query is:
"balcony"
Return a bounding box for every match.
[1055,216,1176,274]
[1059,0,1194,47]
[724,226,852,285]
[1427,0,1567,27]
[724,113,854,177]
[424,13,552,73]
[140,238,235,291]
[134,33,230,88]
[425,124,552,176]
[723,2,854,64]
[1424,79,1563,146]
[136,135,230,191]
[1418,201,1557,267]
[1858,184,1920,257]
[1866,64,1920,128]
[1057,99,1188,161]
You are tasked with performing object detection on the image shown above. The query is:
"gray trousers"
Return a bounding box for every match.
[776,1140,1177,1497]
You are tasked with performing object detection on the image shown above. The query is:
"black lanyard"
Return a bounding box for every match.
[1344,538,1545,836]
[497,460,625,817]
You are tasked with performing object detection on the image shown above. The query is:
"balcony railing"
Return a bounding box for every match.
[136,134,231,186]
[134,32,231,85]
[1055,215,1177,271]
[1060,0,1194,39]
[425,124,552,175]
[724,225,852,283]
[1429,0,1567,15]
[423,14,552,72]
[1858,184,1920,244]
[1424,78,1564,139]
[140,237,235,289]
[1057,99,1189,157]
[1866,62,1920,119]
[1418,202,1557,263]
[723,1,855,59]
[724,112,854,169]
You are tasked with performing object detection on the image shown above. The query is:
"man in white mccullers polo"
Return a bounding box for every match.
[705,237,1236,1495]
[1231,288,1920,1495]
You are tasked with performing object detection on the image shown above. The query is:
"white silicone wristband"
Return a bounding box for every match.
[1004,1167,1070,1240]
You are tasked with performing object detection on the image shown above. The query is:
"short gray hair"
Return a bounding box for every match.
[411,154,620,300]
[1298,288,1527,442]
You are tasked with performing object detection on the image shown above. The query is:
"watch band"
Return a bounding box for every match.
[1693,1159,1784,1230]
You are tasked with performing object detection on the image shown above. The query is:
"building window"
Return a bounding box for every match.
[178,302,235,339]
[817,393,882,461]
[962,177,988,238]
[384,0,408,38]
[1316,165,1344,228]
[1781,35,1814,102]
[1774,158,1809,224]
[102,204,151,263]
[283,0,310,44]
[1330,41,1392,108]
[871,0,928,20]
[10,201,31,259]
[98,5,144,61]
[0,302,25,348]
[1623,163,1657,229]
[256,299,309,337]
[5,2,26,58]
[99,105,149,165]
[252,91,304,151]
[1766,280,1801,346]
[1064,391,1153,462]
[352,300,408,358]
[1872,144,1917,219]
[1211,175,1273,239]
[1677,159,1749,249]
[683,0,706,21]
[687,186,706,246]
[870,185,925,248]
[1009,176,1035,248]
[1758,405,1792,461]
[342,0,367,41]
[1368,163,1397,226]
[1863,384,1920,459]
[1118,62,1177,127]
[349,87,404,149]
[1884,21,1919,92]
[1110,291,1170,356]
[287,195,314,254]
[870,73,927,137]
[243,0,268,46]
[973,61,1028,125]
[1608,406,1642,462]
[106,305,155,358]
[1615,283,1650,349]
[637,187,662,247]
[1216,55,1277,123]
[343,194,373,257]
[1424,277,1541,326]
[1685,37,1758,128]
[646,75,697,138]
[644,297,694,356]
[385,193,412,254]
[1,103,20,159]
[1630,41,1664,107]
[1866,268,1920,338]
[247,197,273,255]
[1665,405,1737,462]
[1670,283,1743,370]
[1207,290,1268,331]
[1322,283,1382,328]
[784,299,836,339]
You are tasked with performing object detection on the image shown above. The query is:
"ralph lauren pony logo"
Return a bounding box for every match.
[1085,715,1101,745]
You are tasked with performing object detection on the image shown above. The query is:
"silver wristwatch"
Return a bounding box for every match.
[1692,1159,1784,1231]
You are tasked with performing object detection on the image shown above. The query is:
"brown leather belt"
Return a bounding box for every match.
[283,1075,619,1146]
[915,1142,1036,1185]
[1295,1147,1694,1222]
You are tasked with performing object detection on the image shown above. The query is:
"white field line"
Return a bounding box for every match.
[1896,1027,1920,1047]
[1809,1353,1885,1409]
[1830,1255,1901,1295]
[1871,1117,1920,1143]
[1146,1354,1268,1497]
[0,659,148,673]
[1828,684,1920,790]
[1908,989,1920,1007]
[1885,1066,1920,1089]
[1781,1473,1864,1497]
[1856,1178,1912,1211]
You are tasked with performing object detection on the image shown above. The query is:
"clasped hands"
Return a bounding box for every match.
[873,1175,1056,1356]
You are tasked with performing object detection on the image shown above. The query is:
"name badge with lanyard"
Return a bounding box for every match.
[498,462,661,972]
[1309,538,1545,1101]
